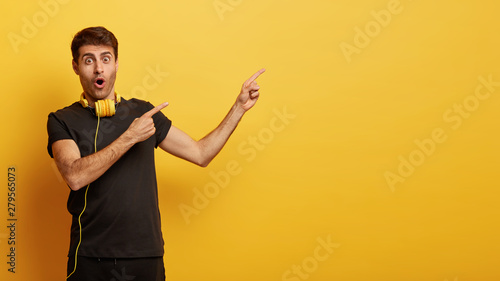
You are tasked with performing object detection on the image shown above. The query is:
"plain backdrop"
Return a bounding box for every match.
[1,1,499,280]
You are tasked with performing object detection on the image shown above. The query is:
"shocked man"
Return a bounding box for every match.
[47,26,265,281]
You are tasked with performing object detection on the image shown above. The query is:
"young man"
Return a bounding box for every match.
[47,26,264,280]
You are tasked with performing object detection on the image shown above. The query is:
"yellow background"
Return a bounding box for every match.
[1,0,499,280]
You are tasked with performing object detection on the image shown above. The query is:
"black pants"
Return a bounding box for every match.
[67,256,165,281]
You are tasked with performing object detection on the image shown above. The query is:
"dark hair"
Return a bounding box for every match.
[71,26,118,63]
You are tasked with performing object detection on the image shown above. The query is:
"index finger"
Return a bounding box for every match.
[143,102,169,118]
[245,68,266,84]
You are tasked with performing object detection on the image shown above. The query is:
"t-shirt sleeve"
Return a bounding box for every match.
[47,112,73,158]
[151,105,172,148]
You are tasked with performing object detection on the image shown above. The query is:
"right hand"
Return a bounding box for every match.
[127,102,168,143]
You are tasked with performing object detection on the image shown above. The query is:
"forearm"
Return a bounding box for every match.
[197,103,246,166]
[55,133,135,191]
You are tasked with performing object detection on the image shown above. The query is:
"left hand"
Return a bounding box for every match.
[237,68,266,111]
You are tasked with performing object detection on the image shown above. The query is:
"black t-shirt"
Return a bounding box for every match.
[47,98,171,258]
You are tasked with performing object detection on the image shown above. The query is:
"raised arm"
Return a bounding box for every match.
[160,68,265,167]
[52,102,168,191]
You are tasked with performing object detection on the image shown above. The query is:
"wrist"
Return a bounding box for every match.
[233,102,248,116]
[118,129,137,148]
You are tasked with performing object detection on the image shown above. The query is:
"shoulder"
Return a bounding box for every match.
[120,98,170,120]
[49,101,85,116]
[48,102,88,122]
[121,98,155,112]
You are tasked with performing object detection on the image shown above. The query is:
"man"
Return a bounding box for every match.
[47,26,264,280]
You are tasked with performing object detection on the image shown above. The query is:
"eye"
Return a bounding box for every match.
[85,57,94,64]
[103,57,110,63]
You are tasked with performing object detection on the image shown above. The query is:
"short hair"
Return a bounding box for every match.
[71,26,118,63]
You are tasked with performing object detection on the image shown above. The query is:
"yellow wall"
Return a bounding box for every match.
[1,0,499,280]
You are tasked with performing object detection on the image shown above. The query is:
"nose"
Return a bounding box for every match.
[94,60,104,74]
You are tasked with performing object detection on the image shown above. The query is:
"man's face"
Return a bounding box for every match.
[72,45,118,105]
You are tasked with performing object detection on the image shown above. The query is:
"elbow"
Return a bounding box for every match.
[196,154,214,167]
[65,175,86,191]
[68,183,85,191]
[194,149,212,168]
[197,159,210,168]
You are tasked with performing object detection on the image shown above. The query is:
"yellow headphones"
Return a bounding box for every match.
[79,92,122,117]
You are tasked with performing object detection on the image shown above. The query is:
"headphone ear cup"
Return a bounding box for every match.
[95,99,116,117]
[79,92,120,117]
[105,100,111,117]
[95,100,102,117]
[108,99,115,116]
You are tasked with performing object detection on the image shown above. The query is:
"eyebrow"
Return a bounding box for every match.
[100,51,113,57]
[81,51,114,59]
[81,53,96,59]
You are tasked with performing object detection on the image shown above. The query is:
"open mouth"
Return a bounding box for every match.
[94,78,106,88]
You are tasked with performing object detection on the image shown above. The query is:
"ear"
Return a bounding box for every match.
[72,60,79,75]
[115,58,119,72]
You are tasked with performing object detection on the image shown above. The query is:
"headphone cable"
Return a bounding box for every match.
[66,115,100,279]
